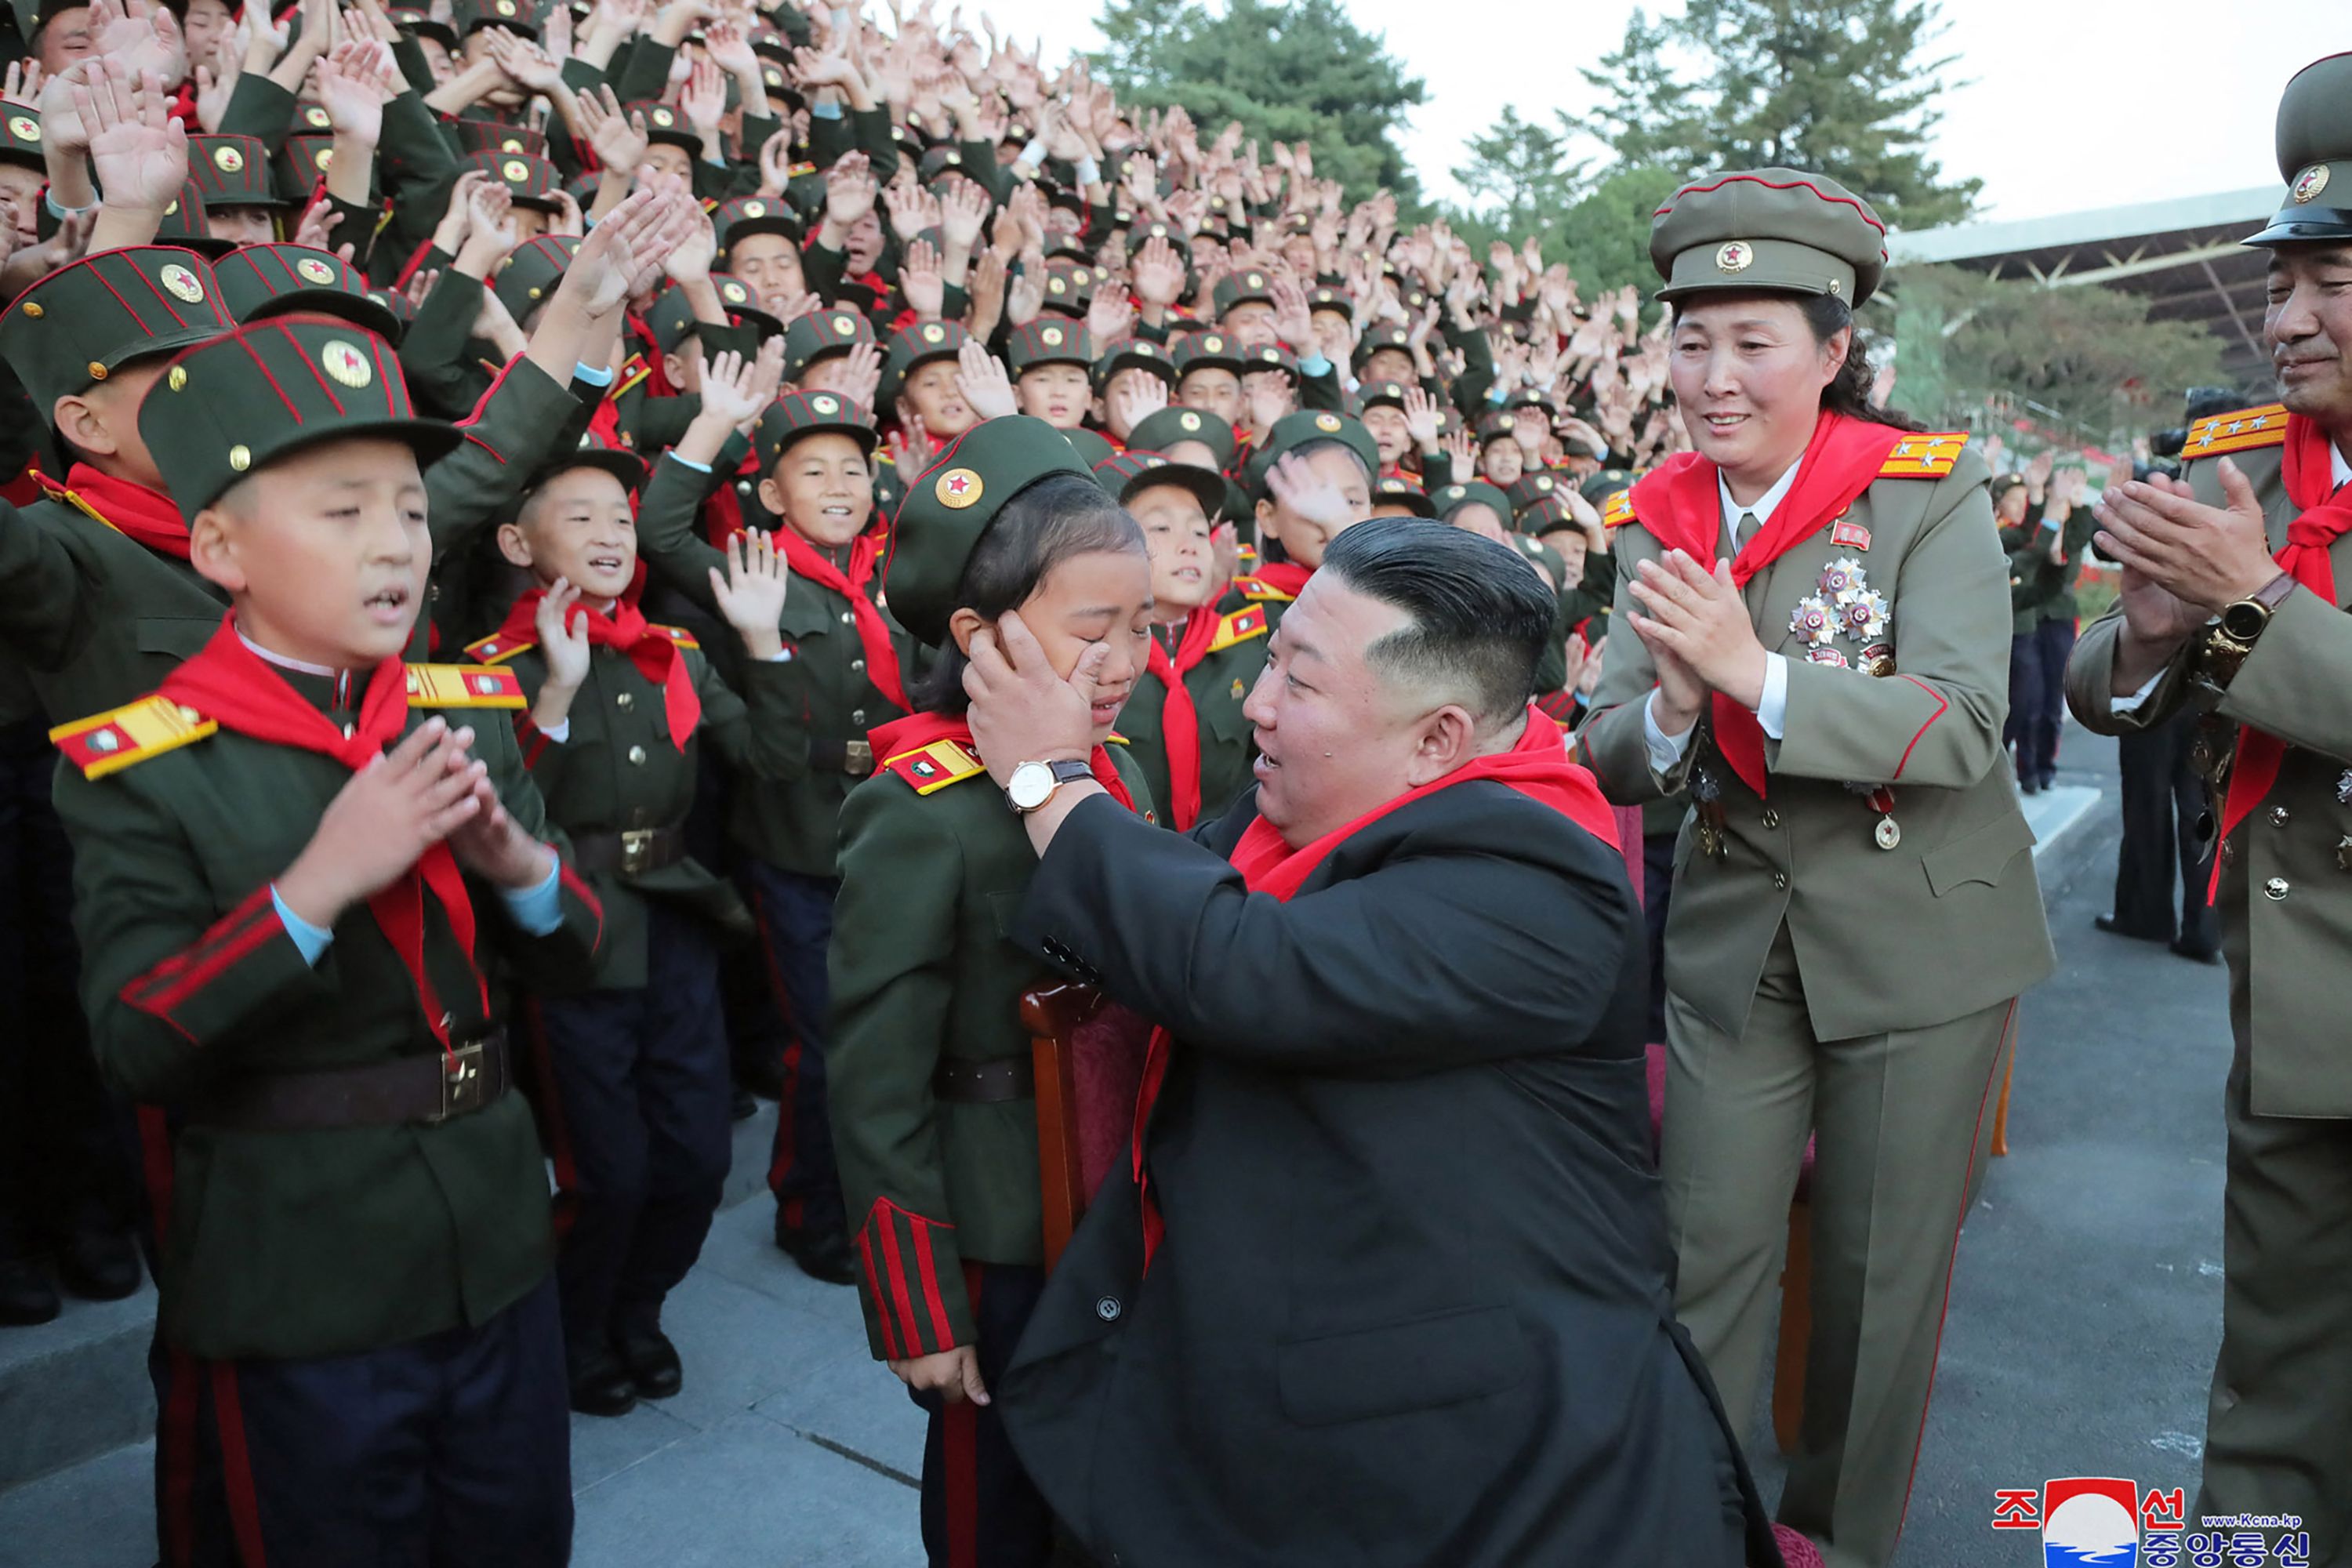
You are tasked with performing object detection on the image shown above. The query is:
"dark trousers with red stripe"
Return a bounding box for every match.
[742,859,848,1240]
[147,1274,571,1567]
[915,1261,1052,1568]
[526,902,732,1361]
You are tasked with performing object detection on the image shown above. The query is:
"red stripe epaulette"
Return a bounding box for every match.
[1602,488,1635,528]
[1877,430,1969,478]
[50,695,217,778]
[2183,404,2288,459]
[642,623,699,650]
[1231,575,1296,604]
[881,737,986,794]
[466,631,530,663]
[1207,604,1269,653]
[405,663,526,708]
[612,354,652,400]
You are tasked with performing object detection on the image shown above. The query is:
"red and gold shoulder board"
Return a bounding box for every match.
[1232,575,1296,604]
[882,737,986,795]
[2183,403,2288,459]
[406,663,527,708]
[49,695,216,779]
[612,354,652,401]
[1207,604,1269,653]
[465,631,531,664]
[644,624,700,650]
[1601,488,1635,528]
[1236,541,1261,568]
[787,162,817,179]
[1877,430,1969,478]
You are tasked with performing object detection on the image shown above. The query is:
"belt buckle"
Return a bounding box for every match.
[844,739,873,776]
[620,827,655,876]
[432,1040,487,1123]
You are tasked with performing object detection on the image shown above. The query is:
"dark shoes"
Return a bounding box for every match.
[2095,913,2161,942]
[2020,775,2043,796]
[729,1086,759,1123]
[773,1214,858,1286]
[615,1323,683,1400]
[568,1345,639,1418]
[0,1258,60,1327]
[55,1228,141,1302]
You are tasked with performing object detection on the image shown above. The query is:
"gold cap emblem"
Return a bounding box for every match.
[502,158,529,183]
[212,143,245,173]
[1715,240,1753,273]
[1314,413,1341,433]
[296,256,337,285]
[936,467,982,509]
[811,394,837,414]
[305,106,329,127]
[6,115,38,143]
[1041,325,1063,346]
[1179,411,1200,430]
[743,199,765,216]
[1203,335,1221,351]
[315,147,333,169]
[833,314,855,333]
[921,322,944,343]
[2292,164,2330,204]
[321,339,373,388]
[159,263,205,303]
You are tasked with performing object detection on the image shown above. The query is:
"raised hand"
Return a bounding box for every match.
[1399,383,1441,450]
[559,185,676,314]
[1086,287,1134,344]
[954,336,1017,420]
[681,54,725,137]
[533,577,593,692]
[712,528,790,656]
[887,418,938,487]
[315,37,397,145]
[75,57,188,216]
[822,149,877,230]
[695,346,769,427]
[938,175,990,257]
[830,339,884,410]
[662,192,717,283]
[900,235,945,318]
[2,59,44,107]
[1130,234,1185,310]
[1107,372,1166,434]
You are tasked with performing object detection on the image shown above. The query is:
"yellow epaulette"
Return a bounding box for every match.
[645,623,699,650]
[787,162,817,179]
[612,354,652,401]
[1232,575,1296,604]
[2183,403,2288,459]
[881,736,986,794]
[466,631,531,664]
[1236,542,1261,567]
[1207,604,1269,653]
[1877,431,1969,478]
[1105,732,1130,746]
[1602,488,1635,528]
[49,695,216,779]
[406,663,527,709]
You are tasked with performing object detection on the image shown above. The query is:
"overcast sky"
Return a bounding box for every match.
[989,0,2339,229]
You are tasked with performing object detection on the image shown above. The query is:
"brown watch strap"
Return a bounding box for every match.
[2253,569,2297,611]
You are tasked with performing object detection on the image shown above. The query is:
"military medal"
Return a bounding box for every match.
[1860,642,1896,678]
[1690,763,1728,862]
[1837,588,1891,643]
[1818,557,1864,601]
[2336,769,2352,806]
[1864,785,1900,850]
[1790,595,1836,648]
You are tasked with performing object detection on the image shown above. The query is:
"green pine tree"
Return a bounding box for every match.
[1450,107,1584,238]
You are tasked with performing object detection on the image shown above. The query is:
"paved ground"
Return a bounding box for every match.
[1,718,2241,1568]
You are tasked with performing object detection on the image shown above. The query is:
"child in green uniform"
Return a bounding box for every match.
[828,416,1155,1566]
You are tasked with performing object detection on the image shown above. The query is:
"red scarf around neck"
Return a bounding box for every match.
[775,526,910,713]
[1146,608,1225,831]
[158,618,488,1070]
[1628,410,1908,797]
[1129,710,1622,1267]
[2210,415,2352,898]
[495,582,700,748]
[46,465,192,561]
[1247,559,1312,598]
[866,710,1136,812]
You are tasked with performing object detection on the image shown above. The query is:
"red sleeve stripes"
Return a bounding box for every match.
[857,1196,964,1358]
[119,886,285,1041]
[557,861,605,956]
[1890,675,1951,782]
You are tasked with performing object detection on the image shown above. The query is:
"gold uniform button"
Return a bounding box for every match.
[1771,872,1789,891]
[2263,877,2289,901]
[850,709,866,726]
[626,744,648,765]
[2268,805,2290,827]
[1760,809,1780,829]
[615,691,633,709]
[850,658,866,673]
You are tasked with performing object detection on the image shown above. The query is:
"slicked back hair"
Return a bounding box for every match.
[1318,516,1555,728]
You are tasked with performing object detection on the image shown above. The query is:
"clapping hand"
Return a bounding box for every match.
[954,337,1017,420]
[713,528,790,659]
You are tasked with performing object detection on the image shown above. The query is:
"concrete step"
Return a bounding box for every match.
[0,1098,783,1500]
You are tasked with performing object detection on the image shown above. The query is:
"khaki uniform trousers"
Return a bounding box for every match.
[2198,973,2352,1566]
[1663,924,2013,1568]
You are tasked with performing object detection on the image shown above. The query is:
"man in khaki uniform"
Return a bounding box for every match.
[2067,53,2352,1559]
[1577,169,2054,1568]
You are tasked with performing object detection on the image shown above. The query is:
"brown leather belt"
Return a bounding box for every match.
[571,825,688,877]
[189,1033,510,1131]
[933,1058,1035,1103]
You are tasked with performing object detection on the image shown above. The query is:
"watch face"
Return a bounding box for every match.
[1008,760,1055,811]
[2221,601,2268,641]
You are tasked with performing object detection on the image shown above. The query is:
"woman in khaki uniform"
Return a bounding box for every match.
[1576,169,2054,1568]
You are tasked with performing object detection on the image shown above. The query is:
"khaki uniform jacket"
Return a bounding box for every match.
[1577,438,2054,1041]
[2066,412,2352,1116]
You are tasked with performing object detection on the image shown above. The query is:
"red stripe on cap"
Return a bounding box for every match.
[84,265,166,336]
[230,322,305,421]
[367,332,403,416]
[1656,172,1891,253]
[282,319,349,416]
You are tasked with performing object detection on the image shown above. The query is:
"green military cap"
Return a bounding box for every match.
[1245,408,1377,499]
[644,285,710,357]
[0,103,43,170]
[1352,324,1411,369]
[708,272,782,334]
[1306,284,1351,319]
[462,150,561,212]
[1474,410,1515,448]
[880,318,970,405]
[2249,53,2352,246]
[1093,448,1225,519]
[363,285,416,330]
[1355,379,1409,413]
[1370,474,1436,517]
[451,117,549,160]
[1521,493,1576,537]
[290,100,336,136]
[0,247,235,414]
[451,0,536,36]
[1128,405,1236,469]
[1431,480,1513,526]
[1580,466,1635,506]
[214,244,403,341]
[757,58,800,105]
[140,316,460,524]
[782,307,876,381]
[753,388,877,473]
[1210,267,1275,320]
[1504,470,1564,517]
[1044,238,1092,265]
[1004,318,1092,376]
[748,20,793,61]
[713,194,802,261]
[155,181,214,251]
[1650,167,1888,307]
[275,134,336,198]
[884,414,1095,645]
[387,4,460,49]
[1171,329,1245,379]
[626,100,702,155]
[191,134,289,211]
[1039,260,1094,318]
[1504,387,1553,416]
[1243,342,1298,382]
[529,423,646,496]
[1061,426,1119,467]
[1091,334,1174,394]
[916,144,971,182]
[492,234,579,321]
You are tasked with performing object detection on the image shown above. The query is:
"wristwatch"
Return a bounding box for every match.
[1006,757,1094,815]
[2200,571,2296,690]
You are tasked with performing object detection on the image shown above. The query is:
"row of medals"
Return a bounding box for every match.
[1691,555,1904,861]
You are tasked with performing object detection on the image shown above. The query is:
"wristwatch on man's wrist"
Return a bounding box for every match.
[1006,757,1094,815]
[2200,570,2296,689]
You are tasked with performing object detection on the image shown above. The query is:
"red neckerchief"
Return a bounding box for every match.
[700,448,757,550]
[1628,410,1907,796]
[494,579,701,747]
[867,710,1136,812]
[1247,559,1312,598]
[2211,416,2352,898]
[158,617,488,1072]
[45,464,191,561]
[1146,608,1224,831]
[1130,710,1621,1267]
[774,526,910,712]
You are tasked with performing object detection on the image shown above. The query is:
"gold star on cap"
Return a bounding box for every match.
[921,322,944,343]
[1715,241,1753,273]
[2293,165,2330,204]
[212,144,244,172]
[743,199,765,216]
[320,340,373,388]
[1041,325,1063,346]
